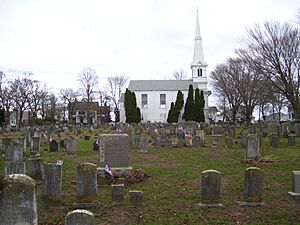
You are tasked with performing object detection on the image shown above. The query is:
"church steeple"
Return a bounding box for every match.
[191,9,207,80]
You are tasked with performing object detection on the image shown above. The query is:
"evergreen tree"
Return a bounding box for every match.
[174,90,184,122]
[124,89,141,123]
[183,84,194,121]
[167,102,175,123]
[200,90,205,122]
[194,88,201,122]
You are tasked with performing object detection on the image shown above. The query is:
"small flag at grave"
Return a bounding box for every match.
[105,164,114,177]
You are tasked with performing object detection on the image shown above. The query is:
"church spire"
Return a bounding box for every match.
[191,9,207,79]
[193,9,205,64]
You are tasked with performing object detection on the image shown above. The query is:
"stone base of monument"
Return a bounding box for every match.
[288,191,300,203]
[73,200,101,209]
[197,202,223,208]
[237,201,264,206]
[97,167,133,177]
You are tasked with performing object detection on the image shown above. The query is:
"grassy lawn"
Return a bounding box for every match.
[1,130,300,225]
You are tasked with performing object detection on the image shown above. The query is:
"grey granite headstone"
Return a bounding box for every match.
[65,137,77,155]
[238,167,264,206]
[99,134,130,168]
[129,190,144,206]
[0,174,38,225]
[269,133,279,148]
[295,124,300,137]
[5,141,24,162]
[192,135,204,147]
[112,184,125,206]
[76,163,97,203]
[138,137,149,153]
[246,134,261,160]
[30,137,40,157]
[288,134,296,147]
[177,130,186,147]
[1,137,12,155]
[65,209,95,225]
[5,162,26,175]
[42,162,63,206]
[198,170,222,207]
[27,158,43,182]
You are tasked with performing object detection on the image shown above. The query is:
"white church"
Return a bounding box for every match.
[119,12,211,123]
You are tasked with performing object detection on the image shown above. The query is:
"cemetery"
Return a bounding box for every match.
[0,122,300,224]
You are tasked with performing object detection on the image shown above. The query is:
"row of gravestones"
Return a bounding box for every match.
[0,173,144,225]
[198,168,300,207]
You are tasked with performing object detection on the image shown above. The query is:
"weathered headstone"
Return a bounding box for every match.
[27,158,43,182]
[5,141,24,162]
[212,125,223,146]
[288,171,300,203]
[112,184,125,206]
[76,163,97,203]
[98,134,130,168]
[0,174,38,225]
[269,133,279,148]
[249,125,257,134]
[5,162,26,175]
[65,137,77,155]
[17,137,26,154]
[225,136,234,148]
[198,170,223,207]
[268,123,279,136]
[50,140,58,152]
[42,162,63,206]
[295,124,300,137]
[288,134,296,147]
[30,137,40,157]
[138,137,149,153]
[129,190,144,206]
[238,167,264,206]
[177,130,186,147]
[246,134,261,160]
[240,133,248,148]
[93,140,99,151]
[65,209,95,225]
[192,135,204,147]
[60,137,66,149]
[1,137,12,155]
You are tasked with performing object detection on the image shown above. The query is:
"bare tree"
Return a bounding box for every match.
[78,67,99,124]
[237,22,300,120]
[172,68,187,80]
[106,74,128,122]
[211,58,243,124]
[0,73,15,125]
[60,88,79,123]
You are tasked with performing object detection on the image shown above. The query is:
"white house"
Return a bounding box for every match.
[119,11,211,123]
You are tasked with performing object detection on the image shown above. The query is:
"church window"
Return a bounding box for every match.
[141,94,148,108]
[160,94,166,108]
[197,68,203,77]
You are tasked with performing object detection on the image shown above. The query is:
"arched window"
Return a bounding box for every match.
[197,68,203,77]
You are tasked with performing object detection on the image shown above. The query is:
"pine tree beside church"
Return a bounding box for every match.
[194,88,201,122]
[183,84,194,121]
[124,88,141,123]
[200,90,205,122]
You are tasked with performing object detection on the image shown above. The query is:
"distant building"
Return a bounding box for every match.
[265,112,289,122]
[288,105,295,121]
[68,101,110,125]
[9,109,33,126]
[119,11,211,123]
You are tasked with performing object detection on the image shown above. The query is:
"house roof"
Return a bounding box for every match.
[128,80,197,91]
[68,101,100,111]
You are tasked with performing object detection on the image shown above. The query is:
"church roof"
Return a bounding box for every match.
[128,79,197,91]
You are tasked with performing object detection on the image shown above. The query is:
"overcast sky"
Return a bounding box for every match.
[0,0,299,98]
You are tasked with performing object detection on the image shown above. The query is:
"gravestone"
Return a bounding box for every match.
[238,167,264,206]
[192,135,204,147]
[76,163,97,203]
[177,130,186,147]
[134,135,141,148]
[269,133,279,148]
[246,134,261,160]
[212,125,223,146]
[0,174,38,225]
[98,134,130,168]
[198,170,223,207]
[5,162,26,175]
[153,135,161,147]
[42,162,63,206]
[240,133,248,148]
[93,140,99,151]
[65,209,95,225]
[50,140,58,152]
[288,171,300,203]
[60,137,66,149]
[30,137,40,157]
[138,137,149,153]
[268,123,279,136]
[129,190,144,206]
[288,134,296,147]
[27,158,43,182]
[249,125,257,134]
[1,137,12,155]
[5,141,24,162]
[112,184,125,206]
[17,137,26,154]
[65,137,77,155]
[225,136,234,148]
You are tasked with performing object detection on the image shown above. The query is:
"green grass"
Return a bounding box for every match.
[1,130,300,225]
